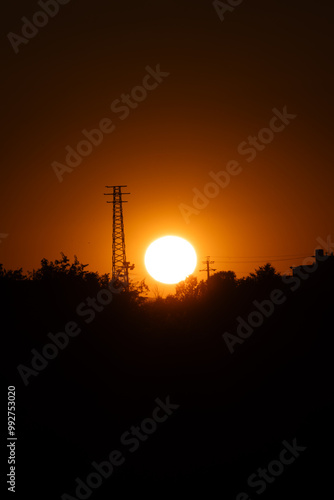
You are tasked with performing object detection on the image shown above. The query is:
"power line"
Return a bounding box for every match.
[214,256,310,264]
[211,254,309,259]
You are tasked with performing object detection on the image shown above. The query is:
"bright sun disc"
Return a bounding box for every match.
[145,236,197,284]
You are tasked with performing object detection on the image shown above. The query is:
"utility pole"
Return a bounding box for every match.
[200,256,216,281]
[104,185,134,289]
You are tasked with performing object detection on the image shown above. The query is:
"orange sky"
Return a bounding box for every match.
[1,1,333,295]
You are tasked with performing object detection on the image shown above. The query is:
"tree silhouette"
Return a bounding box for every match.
[175,275,199,300]
[127,279,150,302]
[0,263,26,281]
[33,253,91,282]
[248,263,280,282]
[208,270,237,291]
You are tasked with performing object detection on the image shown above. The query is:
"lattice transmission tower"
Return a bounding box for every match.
[104,185,134,288]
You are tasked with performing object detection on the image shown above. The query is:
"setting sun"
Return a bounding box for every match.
[144,236,197,284]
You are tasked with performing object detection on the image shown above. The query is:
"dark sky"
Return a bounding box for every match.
[1,0,333,290]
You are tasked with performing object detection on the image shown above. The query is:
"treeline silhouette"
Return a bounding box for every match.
[2,253,333,498]
[0,252,288,321]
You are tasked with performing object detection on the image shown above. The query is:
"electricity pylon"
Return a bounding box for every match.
[200,256,216,281]
[104,185,134,288]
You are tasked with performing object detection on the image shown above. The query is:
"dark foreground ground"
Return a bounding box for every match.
[2,260,333,499]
